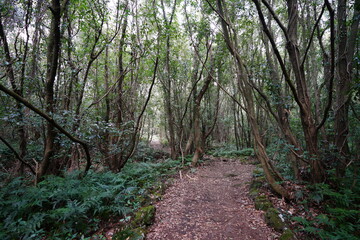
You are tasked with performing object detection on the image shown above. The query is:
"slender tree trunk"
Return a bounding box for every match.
[262,30,302,180]
[108,9,128,172]
[159,0,178,160]
[216,0,289,198]
[102,46,111,166]
[335,0,359,175]
[191,68,213,165]
[285,0,324,182]
[0,10,30,175]
[37,0,62,182]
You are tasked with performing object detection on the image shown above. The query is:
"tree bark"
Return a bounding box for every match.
[37,0,62,182]
[252,0,329,182]
[160,0,178,160]
[335,0,359,175]
[192,52,214,166]
[216,0,289,198]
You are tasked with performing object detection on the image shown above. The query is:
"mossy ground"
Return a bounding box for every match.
[279,229,296,240]
[112,227,146,240]
[224,173,238,177]
[250,167,296,238]
[254,195,272,211]
[265,208,285,232]
[132,205,156,227]
[113,205,156,240]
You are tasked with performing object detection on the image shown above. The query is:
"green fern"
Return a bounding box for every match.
[0,158,180,239]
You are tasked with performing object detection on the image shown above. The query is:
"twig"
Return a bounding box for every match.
[0,135,36,175]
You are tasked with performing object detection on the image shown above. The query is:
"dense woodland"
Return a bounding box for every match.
[0,0,359,239]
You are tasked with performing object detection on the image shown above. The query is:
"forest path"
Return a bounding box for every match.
[146,158,279,240]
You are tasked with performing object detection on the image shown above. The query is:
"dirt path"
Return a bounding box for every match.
[146,159,279,240]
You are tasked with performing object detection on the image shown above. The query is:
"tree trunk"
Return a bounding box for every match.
[0,12,29,175]
[191,44,214,166]
[160,0,178,160]
[262,29,302,180]
[217,0,289,198]
[37,0,62,182]
[335,0,359,175]
[285,0,324,182]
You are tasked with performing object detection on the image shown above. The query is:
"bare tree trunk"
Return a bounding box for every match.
[108,8,129,172]
[101,46,111,166]
[285,0,323,182]
[37,0,62,182]
[191,60,213,166]
[160,0,178,160]
[251,0,335,182]
[335,0,359,175]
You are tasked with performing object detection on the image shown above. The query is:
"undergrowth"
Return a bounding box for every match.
[292,168,360,239]
[0,158,182,239]
[210,146,254,158]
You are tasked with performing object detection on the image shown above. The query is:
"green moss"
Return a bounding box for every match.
[254,195,272,211]
[132,205,156,227]
[279,229,296,240]
[238,156,248,163]
[265,208,285,232]
[250,180,263,189]
[249,188,260,199]
[113,227,146,240]
[257,175,266,182]
[150,192,162,201]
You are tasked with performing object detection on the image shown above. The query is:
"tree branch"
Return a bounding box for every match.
[252,0,304,113]
[316,0,335,131]
[0,135,36,175]
[0,83,92,174]
[260,0,289,41]
[301,3,326,67]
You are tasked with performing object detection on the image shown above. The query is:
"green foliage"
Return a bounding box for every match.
[131,142,169,162]
[266,138,296,180]
[0,159,181,239]
[293,177,360,239]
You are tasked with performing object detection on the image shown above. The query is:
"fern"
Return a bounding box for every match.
[0,158,180,239]
[294,177,360,239]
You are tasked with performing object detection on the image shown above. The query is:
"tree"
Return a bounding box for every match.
[213,0,289,198]
[334,0,359,175]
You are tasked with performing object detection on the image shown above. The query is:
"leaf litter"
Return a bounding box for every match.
[147,158,280,240]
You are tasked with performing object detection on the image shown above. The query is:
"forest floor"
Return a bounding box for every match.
[146,157,280,240]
